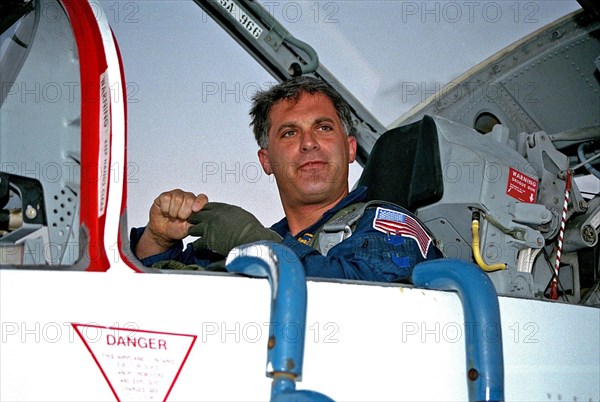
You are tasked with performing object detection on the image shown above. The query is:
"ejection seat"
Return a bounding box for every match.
[353,116,505,401]
[356,115,444,211]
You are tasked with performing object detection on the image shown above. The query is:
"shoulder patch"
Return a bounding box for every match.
[372,207,431,258]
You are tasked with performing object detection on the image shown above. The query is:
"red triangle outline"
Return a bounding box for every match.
[72,323,197,401]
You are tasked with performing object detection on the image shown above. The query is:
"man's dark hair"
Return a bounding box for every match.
[249,76,355,148]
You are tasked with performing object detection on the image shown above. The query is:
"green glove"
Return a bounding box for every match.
[187,202,282,256]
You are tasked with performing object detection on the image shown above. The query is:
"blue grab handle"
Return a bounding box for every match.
[226,242,334,402]
[412,259,505,402]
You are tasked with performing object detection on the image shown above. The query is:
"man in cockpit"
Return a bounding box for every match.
[130,77,442,281]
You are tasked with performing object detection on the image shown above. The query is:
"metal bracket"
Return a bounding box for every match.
[264,28,283,50]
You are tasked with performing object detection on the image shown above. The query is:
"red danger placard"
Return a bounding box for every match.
[506,167,538,203]
[73,323,196,402]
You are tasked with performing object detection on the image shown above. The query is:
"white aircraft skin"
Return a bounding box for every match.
[0,1,598,401]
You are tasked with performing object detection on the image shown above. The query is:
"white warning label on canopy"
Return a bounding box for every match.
[72,323,196,401]
[98,70,110,217]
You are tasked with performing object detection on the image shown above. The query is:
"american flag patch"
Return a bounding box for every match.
[372,207,431,258]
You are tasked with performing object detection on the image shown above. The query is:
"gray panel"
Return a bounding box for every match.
[502,33,600,133]
[396,11,600,143]
[1,0,81,265]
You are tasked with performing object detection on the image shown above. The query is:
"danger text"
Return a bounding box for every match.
[106,334,167,350]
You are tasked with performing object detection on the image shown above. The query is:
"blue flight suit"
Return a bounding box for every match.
[130,187,443,282]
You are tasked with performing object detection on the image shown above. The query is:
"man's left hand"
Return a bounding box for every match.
[187,202,282,256]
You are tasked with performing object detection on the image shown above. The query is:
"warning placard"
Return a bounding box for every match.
[506,167,538,203]
[72,323,196,402]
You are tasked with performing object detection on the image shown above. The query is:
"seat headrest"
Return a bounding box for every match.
[356,115,443,211]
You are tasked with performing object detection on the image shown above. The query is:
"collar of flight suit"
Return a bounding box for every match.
[270,186,368,242]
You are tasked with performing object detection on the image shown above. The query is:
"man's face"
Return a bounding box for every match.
[258,92,357,209]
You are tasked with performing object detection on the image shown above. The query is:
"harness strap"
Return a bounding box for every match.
[318,203,367,255]
[315,200,436,256]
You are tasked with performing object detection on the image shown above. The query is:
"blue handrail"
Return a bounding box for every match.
[413,259,505,402]
[226,242,334,402]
